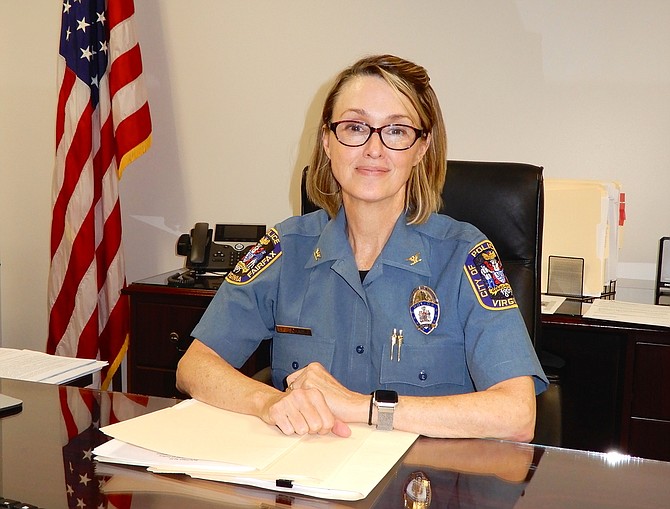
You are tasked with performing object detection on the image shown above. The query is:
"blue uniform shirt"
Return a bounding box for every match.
[192,209,548,396]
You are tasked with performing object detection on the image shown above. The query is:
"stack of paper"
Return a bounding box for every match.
[0,348,107,384]
[94,399,419,501]
[583,299,670,328]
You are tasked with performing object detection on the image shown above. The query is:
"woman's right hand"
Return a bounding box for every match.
[263,385,351,437]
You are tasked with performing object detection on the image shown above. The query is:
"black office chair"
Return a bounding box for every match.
[302,161,562,445]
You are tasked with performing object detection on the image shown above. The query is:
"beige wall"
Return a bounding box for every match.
[1,1,669,351]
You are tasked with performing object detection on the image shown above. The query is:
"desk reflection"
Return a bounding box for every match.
[2,379,670,509]
[94,438,539,509]
[371,438,540,509]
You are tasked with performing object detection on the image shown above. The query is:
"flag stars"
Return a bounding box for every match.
[79,472,91,486]
[76,498,85,509]
[96,12,106,25]
[99,40,108,54]
[82,448,93,461]
[76,17,90,33]
[80,45,94,61]
[65,26,72,41]
[63,1,71,14]
[91,75,99,88]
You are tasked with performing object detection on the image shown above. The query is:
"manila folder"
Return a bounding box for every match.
[98,399,418,500]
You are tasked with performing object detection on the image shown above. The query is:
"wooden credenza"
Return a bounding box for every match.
[123,272,270,398]
[542,308,670,461]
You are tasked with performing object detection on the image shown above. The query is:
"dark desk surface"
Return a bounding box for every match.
[1,378,669,509]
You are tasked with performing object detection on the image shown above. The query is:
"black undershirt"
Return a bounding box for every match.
[359,270,369,282]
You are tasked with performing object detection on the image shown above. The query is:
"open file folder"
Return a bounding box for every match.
[94,399,419,501]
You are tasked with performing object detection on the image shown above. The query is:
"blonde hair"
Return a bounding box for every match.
[306,54,447,224]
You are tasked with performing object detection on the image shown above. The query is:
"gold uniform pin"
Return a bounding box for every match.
[407,252,422,265]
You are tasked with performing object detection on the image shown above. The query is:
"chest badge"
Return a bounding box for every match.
[409,286,440,334]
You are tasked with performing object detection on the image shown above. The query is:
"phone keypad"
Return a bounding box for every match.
[213,245,252,269]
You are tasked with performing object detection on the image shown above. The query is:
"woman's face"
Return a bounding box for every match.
[323,75,430,213]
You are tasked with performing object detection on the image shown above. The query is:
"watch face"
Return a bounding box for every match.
[375,390,398,404]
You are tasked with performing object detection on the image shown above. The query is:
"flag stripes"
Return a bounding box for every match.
[48,0,151,389]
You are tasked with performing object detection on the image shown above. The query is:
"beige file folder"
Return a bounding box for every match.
[542,179,623,297]
[96,399,418,501]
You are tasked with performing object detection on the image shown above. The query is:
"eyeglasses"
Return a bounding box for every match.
[328,120,425,151]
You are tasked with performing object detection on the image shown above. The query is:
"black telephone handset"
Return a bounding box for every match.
[188,222,210,265]
[176,222,266,274]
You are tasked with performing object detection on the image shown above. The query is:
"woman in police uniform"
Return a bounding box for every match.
[176,55,547,440]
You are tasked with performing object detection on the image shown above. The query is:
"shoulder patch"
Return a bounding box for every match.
[225,228,282,285]
[463,240,517,310]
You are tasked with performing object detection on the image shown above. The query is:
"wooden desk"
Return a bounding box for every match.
[542,306,670,461]
[1,377,669,508]
[123,272,269,398]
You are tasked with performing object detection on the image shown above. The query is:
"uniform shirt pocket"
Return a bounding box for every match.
[272,332,336,383]
[380,336,467,390]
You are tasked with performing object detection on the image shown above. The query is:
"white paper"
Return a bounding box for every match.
[541,294,566,314]
[100,399,303,470]
[0,348,107,384]
[583,299,670,328]
[94,439,254,472]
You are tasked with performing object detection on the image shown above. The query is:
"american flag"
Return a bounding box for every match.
[47,0,151,390]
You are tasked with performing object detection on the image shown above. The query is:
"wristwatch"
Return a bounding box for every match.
[373,390,398,431]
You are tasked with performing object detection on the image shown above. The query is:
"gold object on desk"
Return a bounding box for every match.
[403,471,431,508]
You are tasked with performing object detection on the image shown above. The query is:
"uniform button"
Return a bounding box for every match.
[355,345,365,354]
[418,370,428,381]
[292,361,299,370]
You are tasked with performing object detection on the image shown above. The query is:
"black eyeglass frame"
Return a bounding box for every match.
[328,120,426,151]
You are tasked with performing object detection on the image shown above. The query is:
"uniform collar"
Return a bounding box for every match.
[305,207,432,278]
[378,214,432,277]
[304,207,352,268]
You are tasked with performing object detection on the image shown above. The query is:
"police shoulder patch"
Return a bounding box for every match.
[463,240,517,310]
[225,228,282,285]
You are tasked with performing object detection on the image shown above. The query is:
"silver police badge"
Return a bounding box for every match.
[409,286,440,334]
